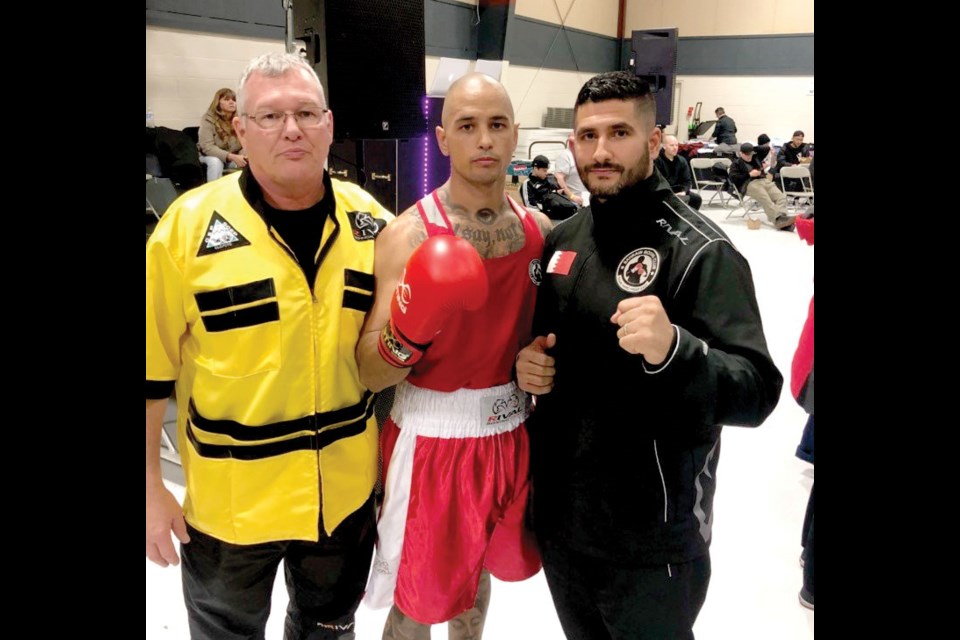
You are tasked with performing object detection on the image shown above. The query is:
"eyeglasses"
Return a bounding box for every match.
[242,108,329,130]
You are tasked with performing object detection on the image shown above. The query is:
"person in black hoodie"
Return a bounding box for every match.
[755,133,773,165]
[515,71,783,639]
[654,134,702,210]
[776,130,812,195]
[521,155,579,221]
[777,130,811,167]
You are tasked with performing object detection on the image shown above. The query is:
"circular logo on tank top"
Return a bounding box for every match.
[616,248,659,293]
[528,258,542,286]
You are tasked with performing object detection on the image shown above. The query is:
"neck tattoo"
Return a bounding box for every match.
[475,208,497,225]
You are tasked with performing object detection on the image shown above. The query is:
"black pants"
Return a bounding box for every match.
[181,494,376,640]
[802,483,815,597]
[540,541,711,640]
[679,192,702,210]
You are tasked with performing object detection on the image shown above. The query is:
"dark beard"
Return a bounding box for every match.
[580,152,650,199]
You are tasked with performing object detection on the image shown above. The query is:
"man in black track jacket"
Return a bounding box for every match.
[515,71,783,639]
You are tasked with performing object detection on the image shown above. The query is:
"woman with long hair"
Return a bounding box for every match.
[198,88,246,182]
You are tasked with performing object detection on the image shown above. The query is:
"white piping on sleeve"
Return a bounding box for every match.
[675,238,724,295]
[643,325,680,374]
[653,439,668,523]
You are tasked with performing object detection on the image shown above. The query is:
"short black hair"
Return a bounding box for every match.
[757,133,771,146]
[715,107,725,116]
[793,130,805,137]
[574,71,655,122]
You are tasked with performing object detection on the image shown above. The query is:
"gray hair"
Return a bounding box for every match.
[236,52,326,114]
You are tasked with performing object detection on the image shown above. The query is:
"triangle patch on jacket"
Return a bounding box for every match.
[197,211,251,256]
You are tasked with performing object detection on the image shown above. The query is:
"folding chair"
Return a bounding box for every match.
[519,179,532,207]
[690,157,732,208]
[727,180,763,220]
[779,165,815,212]
[146,174,180,221]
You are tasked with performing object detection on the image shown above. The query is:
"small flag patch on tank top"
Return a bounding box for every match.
[546,250,576,275]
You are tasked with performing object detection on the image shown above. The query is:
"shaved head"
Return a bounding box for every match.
[441,72,514,127]
[434,72,518,188]
[662,133,679,159]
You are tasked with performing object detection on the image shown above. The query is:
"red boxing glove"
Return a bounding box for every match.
[378,235,489,368]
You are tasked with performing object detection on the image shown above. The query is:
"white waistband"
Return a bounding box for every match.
[391,380,529,438]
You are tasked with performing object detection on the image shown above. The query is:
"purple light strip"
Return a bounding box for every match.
[423,96,430,197]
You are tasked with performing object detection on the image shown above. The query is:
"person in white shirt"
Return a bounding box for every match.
[553,147,589,207]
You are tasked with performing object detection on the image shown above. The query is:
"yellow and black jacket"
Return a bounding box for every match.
[146,169,392,545]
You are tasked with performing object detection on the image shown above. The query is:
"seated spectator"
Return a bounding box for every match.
[729,142,796,231]
[553,147,589,207]
[755,133,773,165]
[197,88,247,182]
[778,130,812,166]
[654,134,702,210]
[776,130,812,198]
[521,155,579,221]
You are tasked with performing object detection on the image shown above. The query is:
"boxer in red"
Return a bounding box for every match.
[357,72,553,640]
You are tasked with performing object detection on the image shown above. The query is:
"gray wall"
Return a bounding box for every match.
[426,0,479,58]
[624,34,814,76]
[146,1,813,76]
[146,0,286,39]
[504,17,620,73]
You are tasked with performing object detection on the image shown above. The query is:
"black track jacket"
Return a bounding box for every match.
[529,171,782,564]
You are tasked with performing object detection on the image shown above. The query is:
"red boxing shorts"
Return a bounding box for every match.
[363,380,541,624]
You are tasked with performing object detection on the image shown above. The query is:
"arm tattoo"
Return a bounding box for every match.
[407,213,428,248]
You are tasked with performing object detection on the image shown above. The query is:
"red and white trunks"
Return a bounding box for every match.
[363,380,542,623]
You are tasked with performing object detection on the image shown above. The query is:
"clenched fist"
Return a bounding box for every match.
[610,296,674,365]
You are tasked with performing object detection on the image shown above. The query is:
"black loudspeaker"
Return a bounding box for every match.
[365,139,422,215]
[629,29,678,127]
[327,97,449,216]
[293,0,427,140]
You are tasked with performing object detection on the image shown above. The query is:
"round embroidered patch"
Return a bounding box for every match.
[528,258,542,286]
[615,248,659,293]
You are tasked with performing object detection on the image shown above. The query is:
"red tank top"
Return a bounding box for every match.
[406,190,544,391]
